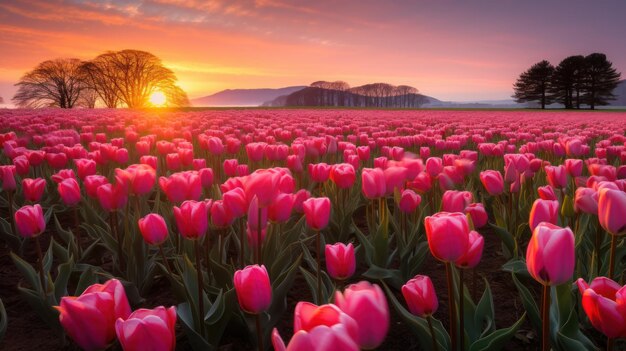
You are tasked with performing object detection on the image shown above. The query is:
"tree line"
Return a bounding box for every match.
[12,50,189,109]
[512,53,621,109]
[272,81,428,108]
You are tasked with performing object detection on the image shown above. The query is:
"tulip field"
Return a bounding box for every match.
[2,108,626,351]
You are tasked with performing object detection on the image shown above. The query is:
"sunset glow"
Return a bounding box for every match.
[149,91,167,106]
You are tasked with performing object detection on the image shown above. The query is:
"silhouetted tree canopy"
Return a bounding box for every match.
[550,56,586,109]
[512,60,554,109]
[584,53,621,109]
[13,50,189,109]
[13,58,86,108]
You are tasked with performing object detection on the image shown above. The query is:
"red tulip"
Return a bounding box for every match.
[211,200,234,227]
[302,197,331,231]
[526,222,574,286]
[424,212,470,262]
[97,183,128,212]
[222,187,248,218]
[22,178,46,202]
[224,159,239,177]
[165,153,181,171]
[140,155,158,170]
[574,187,599,214]
[330,163,356,189]
[14,204,45,238]
[246,142,266,162]
[325,243,356,280]
[115,306,177,351]
[398,189,421,213]
[138,213,168,246]
[292,189,311,213]
[1,165,17,191]
[335,281,389,349]
[479,170,504,196]
[361,168,386,199]
[598,188,626,235]
[425,157,443,177]
[234,264,272,314]
[244,170,281,207]
[294,302,358,338]
[12,155,30,176]
[58,178,81,206]
[402,275,438,317]
[173,200,209,240]
[51,169,76,184]
[576,277,626,338]
[528,199,559,231]
[441,190,473,213]
[464,203,488,228]
[455,230,484,268]
[268,193,294,223]
[56,279,131,351]
[272,323,358,351]
[383,166,408,196]
[46,152,68,169]
[564,159,583,177]
[537,185,557,201]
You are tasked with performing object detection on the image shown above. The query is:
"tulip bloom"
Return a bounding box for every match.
[1,165,17,191]
[454,230,484,268]
[325,243,356,280]
[528,199,559,231]
[302,197,331,231]
[598,188,626,235]
[22,178,46,202]
[545,165,568,189]
[75,158,97,180]
[574,187,599,214]
[564,159,583,177]
[398,189,421,213]
[158,171,202,203]
[441,190,473,213]
[222,187,248,218]
[576,277,626,338]
[233,264,272,314]
[14,204,45,238]
[244,170,281,207]
[56,279,131,351]
[58,178,81,206]
[138,213,168,246]
[361,168,386,199]
[335,281,389,349]
[97,183,128,212]
[330,163,356,189]
[84,175,109,198]
[402,275,438,317]
[537,185,557,201]
[211,200,234,227]
[308,163,331,183]
[268,193,294,223]
[173,200,209,240]
[479,170,504,196]
[424,212,470,262]
[115,306,177,351]
[464,203,488,228]
[526,222,574,286]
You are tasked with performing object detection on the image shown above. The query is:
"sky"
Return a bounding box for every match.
[1,0,625,104]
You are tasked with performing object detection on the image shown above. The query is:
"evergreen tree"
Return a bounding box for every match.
[550,56,586,109]
[512,60,554,109]
[584,53,621,109]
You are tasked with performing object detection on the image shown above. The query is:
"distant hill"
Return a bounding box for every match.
[191,86,307,106]
[609,80,626,106]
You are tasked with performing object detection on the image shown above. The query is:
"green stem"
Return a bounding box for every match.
[541,284,551,351]
[257,205,262,264]
[34,237,46,297]
[427,315,440,351]
[445,262,457,351]
[609,234,617,280]
[73,206,82,257]
[158,245,173,276]
[195,240,205,336]
[607,337,614,351]
[459,269,465,351]
[239,218,245,267]
[316,230,322,303]
[255,313,264,351]
[7,191,15,236]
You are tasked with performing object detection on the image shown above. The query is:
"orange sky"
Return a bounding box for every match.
[1,0,625,103]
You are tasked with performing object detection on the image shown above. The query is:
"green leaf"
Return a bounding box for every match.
[468,313,526,351]
[178,302,214,351]
[501,258,531,279]
[204,289,225,325]
[11,252,41,291]
[490,223,516,258]
[75,265,98,295]
[0,298,7,342]
[474,277,495,337]
[54,258,74,303]
[511,272,540,329]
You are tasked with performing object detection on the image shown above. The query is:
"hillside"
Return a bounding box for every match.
[191,86,306,106]
[610,80,626,106]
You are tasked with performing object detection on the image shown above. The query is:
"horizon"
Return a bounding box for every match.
[1,0,625,105]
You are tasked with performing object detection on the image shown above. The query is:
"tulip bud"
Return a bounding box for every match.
[115,306,177,351]
[526,223,574,286]
[479,170,504,196]
[528,199,559,231]
[361,168,386,199]
[138,213,168,246]
[173,200,209,240]
[401,275,438,317]
[14,204,45,238]
[22,178,46,202]
[398,189,421,213]
[576,277,626,338]
[58,178,81,206]
[454,230,484,268]
[302,197,331,231]
[325,243,356,280]
[598,188,626,235]
[424,212,470,262]
[234,264,272,314]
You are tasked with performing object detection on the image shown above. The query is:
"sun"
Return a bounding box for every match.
[149,91,167,106]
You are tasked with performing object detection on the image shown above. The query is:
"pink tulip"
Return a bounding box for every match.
[361,168,386,199]
[224,159,239,177]
[222,187,248,218]
[293,302,358,339]
[268,193,294,223]
[198,168,214,189]
[246,142,266,162]
[526,222,574,285]
[545,165,568,189]
[464,203,488,228]
[425,157,443,177]
[247,196,268,231]
[325,243,356,280]
[13,155,30,176]
[211,200,234,227]
[22,178,46,202]
[14,204,45,238]
[292,189,311,213]
[564,159,583,177]
[158,171,202,203]
[173,200,210,240]
[302,197,331,231]
[335,281,389,349]
[598,188,626,235]
[115,306,177,351]
[398,189,421,213]
[272,324,359,351]
[51,169,76,184]
[75,158,97,180]
[441,190,473,213]
[58,178,81,206]
[46,152,68,169]
[244,170,281,207]
[424,212,470,262]
[309,163,331,183]
[574,187,599,214]
[330,163,356,189]
[537,185,557,201]
[528,199,559,231]
[84,175,109,198]
[165,153,181,171]
[383,166,408,196]
[234,264,272,314]
[97,183,128,212]
[402,275,438,317]
[0,165,17,191]
[576,277,626,338]
[138,213,168,246]
[455,230,484,268]
[479,170,504,196]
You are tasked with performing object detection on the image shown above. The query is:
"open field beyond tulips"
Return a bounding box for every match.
[2,108,626,351]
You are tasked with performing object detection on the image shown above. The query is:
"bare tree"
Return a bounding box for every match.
[93,50,188,108]
[13,58,86,108]
[80,60,120,108]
